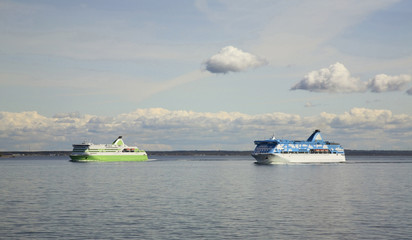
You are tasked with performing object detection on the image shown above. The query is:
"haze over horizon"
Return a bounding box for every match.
[1,0,411,151]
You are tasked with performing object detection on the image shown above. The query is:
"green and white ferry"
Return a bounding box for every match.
[70,136,148,162]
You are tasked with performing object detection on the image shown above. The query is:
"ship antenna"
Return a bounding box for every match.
[271,132,276,140]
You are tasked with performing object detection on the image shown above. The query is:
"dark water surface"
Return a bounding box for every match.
[1,155,411,239]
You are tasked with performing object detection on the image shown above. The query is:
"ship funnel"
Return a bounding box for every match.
[307,130,323,142]
[112,136,125,146]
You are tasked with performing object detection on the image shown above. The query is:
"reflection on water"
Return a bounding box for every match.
[0,155,411,239]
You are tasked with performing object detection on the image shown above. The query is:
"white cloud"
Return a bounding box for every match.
[204,46,267,74]
[367,74,412,92]
[1,107,412,151]
[329,108,393,128]
[407,87,412,95]
[291,62,366,93]
[291,62,412,94]
[304,102,318,108]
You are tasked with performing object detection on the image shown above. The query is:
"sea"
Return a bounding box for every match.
[1,154,411,240]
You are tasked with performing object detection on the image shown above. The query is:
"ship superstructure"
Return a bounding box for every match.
[252,130,345,164]
[70,136,148,162]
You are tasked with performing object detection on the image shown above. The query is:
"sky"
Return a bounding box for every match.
[1,0,412,151]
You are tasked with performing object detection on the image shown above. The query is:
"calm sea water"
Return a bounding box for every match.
[1,155,411,239]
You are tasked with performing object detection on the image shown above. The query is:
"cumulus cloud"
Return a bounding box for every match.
[291,62,366,93]
[204,46,267,74]
[291,62,412,94]
[329,108,393,128]
[304,102,320,108]
[367,74,412,92]
[1,108,412,151]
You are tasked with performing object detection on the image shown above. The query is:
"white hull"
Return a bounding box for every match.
[252,153,345,164]
[71,152,148,157]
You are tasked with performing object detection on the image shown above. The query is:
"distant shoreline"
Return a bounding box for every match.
[1,150,412,158]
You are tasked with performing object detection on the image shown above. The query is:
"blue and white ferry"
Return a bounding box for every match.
[252,130,345,164]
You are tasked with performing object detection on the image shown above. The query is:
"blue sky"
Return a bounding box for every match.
[1,0,412,151]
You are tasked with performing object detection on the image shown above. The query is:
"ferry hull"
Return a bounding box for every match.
[252,153,345,164]
[70,153,148,162]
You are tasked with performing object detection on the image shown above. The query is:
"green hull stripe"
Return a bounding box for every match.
[70,154,148,162]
